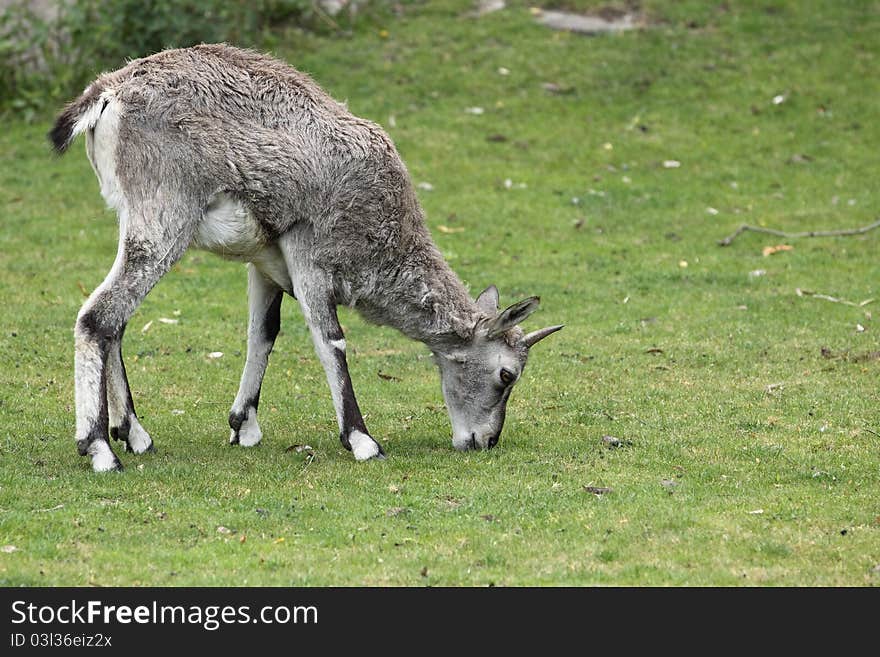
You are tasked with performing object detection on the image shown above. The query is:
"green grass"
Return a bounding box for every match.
[1,0,879,586]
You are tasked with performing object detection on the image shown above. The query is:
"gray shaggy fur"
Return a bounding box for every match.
[51,44,561,471]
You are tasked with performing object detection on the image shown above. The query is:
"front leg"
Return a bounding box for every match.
[303,295,385,461]
[229,264,283,447]
[299,289,385,461]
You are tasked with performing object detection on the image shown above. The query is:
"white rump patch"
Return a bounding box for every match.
[126,418,153,454]
[349,429,381,461]
[84,94,125,211]
[89,440,119,472]
[73,90,115,139]
[234,407,263,447]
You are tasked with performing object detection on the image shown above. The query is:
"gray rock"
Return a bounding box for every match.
[475,0,506,16]
[318,0,360,18]
[536,10,637,35]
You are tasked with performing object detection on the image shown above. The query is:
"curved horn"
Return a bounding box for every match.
[523,324,564,348]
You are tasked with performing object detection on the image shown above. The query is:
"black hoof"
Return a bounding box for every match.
[339,431,352,451]
[110,418,131,443]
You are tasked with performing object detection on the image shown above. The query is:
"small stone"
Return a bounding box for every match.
[475,0,505,17]
[536,10,637,34]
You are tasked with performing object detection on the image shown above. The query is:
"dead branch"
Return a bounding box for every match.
[33,504,64,513]
[718,217,880,246]
[795,288,874,307]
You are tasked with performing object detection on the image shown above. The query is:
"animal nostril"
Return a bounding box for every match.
[487,434,499,449]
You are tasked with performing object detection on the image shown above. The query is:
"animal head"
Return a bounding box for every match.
[435,285,563,451]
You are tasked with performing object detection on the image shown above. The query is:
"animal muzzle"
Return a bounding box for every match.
[453,431,501,451]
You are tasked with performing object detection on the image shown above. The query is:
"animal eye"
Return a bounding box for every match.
[499,368,515,385]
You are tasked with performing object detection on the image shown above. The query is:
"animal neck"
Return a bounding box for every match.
[357,228,482,351]
[408,251,483,351]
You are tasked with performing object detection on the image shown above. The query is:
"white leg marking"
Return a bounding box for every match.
[74,338,104,443]
[89,441,119,472]
[126,417,153,454]
[330,338,346,353]
[349,429,381,461]
[231,354,268,419]
[235,407,263,447]
[312,335,346,430]
[106,341,134,431]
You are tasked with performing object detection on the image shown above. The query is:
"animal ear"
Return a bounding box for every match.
[524,324,564,348]
[487,296,541,338]
[475,285,499,314]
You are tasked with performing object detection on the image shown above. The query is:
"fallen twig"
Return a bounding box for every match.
[718,218,880,246]
[33,504,64,513]
[795,288,874,307]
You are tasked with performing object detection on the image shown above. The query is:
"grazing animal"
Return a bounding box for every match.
[49,44,563,472]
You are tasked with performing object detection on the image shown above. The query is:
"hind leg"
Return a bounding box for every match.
[74,209,192,472]
[229,263,283,447]
[106,330,154,454]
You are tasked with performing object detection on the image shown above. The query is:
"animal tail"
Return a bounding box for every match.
[48,82,109,155]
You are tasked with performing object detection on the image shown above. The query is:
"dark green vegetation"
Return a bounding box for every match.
[1,1,878,585]
[0,0,358,118]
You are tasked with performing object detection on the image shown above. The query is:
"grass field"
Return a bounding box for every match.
[1,0,878,586]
